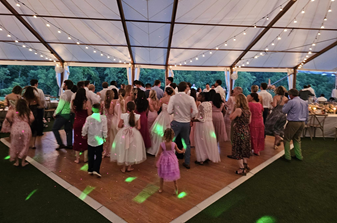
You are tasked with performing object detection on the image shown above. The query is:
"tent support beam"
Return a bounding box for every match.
[131,64,135,85]
[294,40,337,69]
[0,0,64,62]
[116,0,134,64]
[230,0,297,68]
[165,0,179,67]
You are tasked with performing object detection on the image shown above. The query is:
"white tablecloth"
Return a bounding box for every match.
[304,114,337,138]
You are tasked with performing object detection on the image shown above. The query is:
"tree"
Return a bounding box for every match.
[0,68,10,90]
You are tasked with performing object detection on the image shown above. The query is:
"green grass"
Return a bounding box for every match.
[0,142,110,223]
[189,138,337,223]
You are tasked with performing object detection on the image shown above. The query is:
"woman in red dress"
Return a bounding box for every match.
[248,93,265,156]
[72,88,92,163]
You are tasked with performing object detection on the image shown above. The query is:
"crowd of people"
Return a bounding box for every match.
[2,76,310,194]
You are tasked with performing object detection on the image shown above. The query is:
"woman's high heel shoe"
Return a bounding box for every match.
[244,163,250,172]
[235,168,246,176]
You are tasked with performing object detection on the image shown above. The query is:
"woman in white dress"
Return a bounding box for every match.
[110,101,146,172]
[193,92,221,164]
[148,87,175,156]
[147,90,160,133]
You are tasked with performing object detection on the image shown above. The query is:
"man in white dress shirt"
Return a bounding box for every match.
[84,80,101,104]
[258,83,273,124]
[151,80,164,99]
[31,79,46,136]
[108,81,119,92]
[214,80,226,101]
[168,82,198,169]
[97,82,109,102]
[316,94,327,103]
[203,83,211,92]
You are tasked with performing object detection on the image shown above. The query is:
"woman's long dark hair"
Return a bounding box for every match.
[127,101,136,127]
[212,93,223,108]
[22,86,38,105]
[73,88,87,111]
[190,89,197,101]
[112,89,118,99]
[135,90,148,113]
[16,98,31,122]
[208,89,216,101]
[105,90,114,109]
[250,93,260,102]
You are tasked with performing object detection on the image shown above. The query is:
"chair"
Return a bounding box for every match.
[303,114,314,140]
[310,114,328,139]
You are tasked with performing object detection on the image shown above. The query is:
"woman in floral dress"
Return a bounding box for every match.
[230,93,251,175]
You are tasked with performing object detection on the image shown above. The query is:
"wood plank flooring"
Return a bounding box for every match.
[3,132,283,223]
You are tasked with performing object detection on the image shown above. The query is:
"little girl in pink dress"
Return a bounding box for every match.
[156,128,184,195]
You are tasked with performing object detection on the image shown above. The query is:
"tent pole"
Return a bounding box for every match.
[229,67,233,92]
[293,69,297,89]
[165,67,169,79]
[131,64,135,86]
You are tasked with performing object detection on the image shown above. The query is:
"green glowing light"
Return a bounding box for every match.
[25,189,37,201]
[133,184,159,204]
[181,138,187,150]
[92,113,101,122]
[79,186,95,200]
[112,141,116,149]
[4,155,10,160]
[79,152,83,155]
[80,163,88,171]
[210,131,216,138]
[256,216,276,223]
[177,192,187,199]
[125,177,137,183]
[95,136,104,145]
[154,123,164,137]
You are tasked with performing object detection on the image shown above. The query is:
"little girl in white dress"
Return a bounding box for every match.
[110,101,146,172]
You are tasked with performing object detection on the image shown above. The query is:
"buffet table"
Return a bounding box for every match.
[304,114,337,138]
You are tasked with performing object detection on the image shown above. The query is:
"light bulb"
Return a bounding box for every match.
[46,23,50,27]
[284,29,287,32]
[76,42,80,45]
[49,59,52,61]
[324,17,327,21]
[29,48,32,51]
[129,63,131,65]
[113,58,116,61]
[266,16,269,20]
[309,48,312,50]
[242,64,245,66]
[254,24,257,28]
[260,52,264,55]
[190,60,192,62]
[209,51,212,54]
[294,19,297,23]
[311,0,315,2]
[15,40,18,43]
[196,57,198,60]
[68,36,71,40]
[85,46,88,49]
[277,36,281,40]
[58,30,61,33]
[179,63,182,66]
[93,50,96,53]
[22,45,26,48]
[174,64,177,67]
[0,27,2,31]
[35,52,37,55]
[202,54,205,57]
[124,62,126,64]
[321,25,324,29]
[243,31,246,35]
[233,37,236,41]
[45,57,48,60]
[215,47,219,50]
[184,61,187,64]
[16,3,20,7]
[107,56,110,59]
[7,34,11,37]
[33,15,37,18]
[53,60,56,62]
[271,42,275,46]
[280,7,283,11]
[246,62,249,64]
[265,48,269,51]
[119,60,122,63]
[308,51,312,54]
[40,55,43,57]
[306,55,309,57]
[224,42,228,46]
[101,53,103,56]
[254,56,258,59]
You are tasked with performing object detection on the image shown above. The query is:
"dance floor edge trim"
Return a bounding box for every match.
[0,138,292,223]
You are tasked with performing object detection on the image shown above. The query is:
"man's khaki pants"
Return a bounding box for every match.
[284,121,305,160]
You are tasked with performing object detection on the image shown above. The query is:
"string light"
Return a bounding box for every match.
[321,25,324,29]
[224,42,228,46]
[324,17,327,21]
[101,53,103,56]
[179,63,182,66]
[312,43,316,46]
[328,8,332,12]
[209,51,212,54]
[265,48,269,51]
[0,27,2,31]
[254,24,257,28]
[34,52,37,55]
[266,16,269,20]
[85,46,89,49]
[67,36,71,40]
[7,34,11,37]
[202,54,205,57]
[29,48,32,51]
[190,59,193,62]
[277,36,281,40]
[76,42,80,45]
[301,10,305,14]
[284,29,287,32]
[318,32,321,35]
[33,15,37,18]
[93,50,96,53]
[215,47,219,50]
[243,31,246,35]
[246,62,249,64]
[119,60,122,63]
[40,54,43,57]
[58,30,61,33]
[16,3,20,7]
[196,57,198,60]
[107,56,110,59]
[271,42,275,46]
[233,37,236,41]
[15,40,18,42]
[46,23,50,27]
[22,45,26,48]
[184,61,186,64]
[280,6,283,11]
[308,51,312,54]
[294,18,297,23]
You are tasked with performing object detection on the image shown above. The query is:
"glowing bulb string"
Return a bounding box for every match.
[16,0,130,64]
[236,0,323,68]
[0,22,57,62]
[298,0,334,68]
[171,0,290,66]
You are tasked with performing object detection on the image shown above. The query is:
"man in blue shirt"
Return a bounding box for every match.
[282,89,309,161]
[151,80,164,99]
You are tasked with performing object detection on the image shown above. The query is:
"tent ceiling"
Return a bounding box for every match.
[0,0,335,71]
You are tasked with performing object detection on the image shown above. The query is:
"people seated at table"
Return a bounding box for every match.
[316,94,328,103]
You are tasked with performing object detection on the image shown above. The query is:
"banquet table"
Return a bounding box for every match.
[304,114,337,138]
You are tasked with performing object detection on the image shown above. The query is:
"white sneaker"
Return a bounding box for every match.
[88,172,93,175]
[93,171,101,178]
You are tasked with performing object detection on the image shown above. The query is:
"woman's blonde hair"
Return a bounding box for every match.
[163,128,175,142]
[251,85,259,93]
[275,86,287,96]
[118,89,126,113]
[149,90,158,101]
[235,93,249,110]
[125,85,133,96]
[104,90,114,109]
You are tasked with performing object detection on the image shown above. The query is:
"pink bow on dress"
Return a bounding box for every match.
[122,127,134,150]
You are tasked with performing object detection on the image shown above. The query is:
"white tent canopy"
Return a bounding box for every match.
[0,0,336,71]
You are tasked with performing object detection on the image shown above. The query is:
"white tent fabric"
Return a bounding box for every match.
[287,69,294,90]
[134,66,140,81]
[0,0,336,71]
[55,65,63,96]
[126,66,132,85]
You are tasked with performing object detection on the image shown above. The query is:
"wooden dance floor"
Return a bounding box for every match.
[3,132,283,223]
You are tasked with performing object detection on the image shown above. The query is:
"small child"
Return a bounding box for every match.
[110,101,146,173]
[82,103,108,178]
[156,128,185,195]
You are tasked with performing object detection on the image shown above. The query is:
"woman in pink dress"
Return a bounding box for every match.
[147,90,159,133]
[1,86,22,133]
[6,99,34,167]
[135,90,151,149]
[212,93,228,144]
[101,90,115,158]
[72,88,92,163]
[248,93,265,155]
[124,85,134,112]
